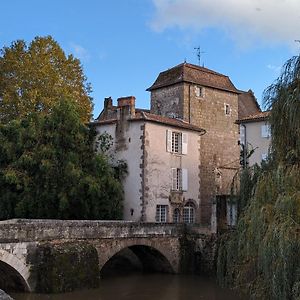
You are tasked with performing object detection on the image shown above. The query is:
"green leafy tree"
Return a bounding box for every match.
[0,100,124,220]
[0,36,92,123]
[264,55,300,164]
[217,56,300,300]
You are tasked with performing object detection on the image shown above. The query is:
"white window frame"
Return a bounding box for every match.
[156,205,168,223]
[240,125,245,145]
[166,130,188,155]
[171,168,188,191]
[183,203,195,224]
[261,124,271,138]
[172,131,181,153]
[195,86,204,98]
[261,153,268,161]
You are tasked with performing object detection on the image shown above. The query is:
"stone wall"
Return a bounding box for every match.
[151,84,184,119]
[150,82,240,226]
[33,242,99,293]
[143,122,201,223]
[0,220,215,293]
[183,84,240,225]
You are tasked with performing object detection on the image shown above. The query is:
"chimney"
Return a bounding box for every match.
[104,97,113,110]
[99,97,113,121]
[117,96,136,117]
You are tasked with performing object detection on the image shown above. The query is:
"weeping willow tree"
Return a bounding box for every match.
[217,55,300,299]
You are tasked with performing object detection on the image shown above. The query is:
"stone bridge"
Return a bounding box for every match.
[0,219,214,293]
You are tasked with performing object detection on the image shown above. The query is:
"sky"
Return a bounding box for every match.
[0,0,299,118]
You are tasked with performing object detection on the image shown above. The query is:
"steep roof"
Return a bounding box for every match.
[238,90,261,119]
[236,111,270,124]
[147,62,240,94]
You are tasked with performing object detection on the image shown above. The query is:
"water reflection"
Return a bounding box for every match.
[12,274,245,300]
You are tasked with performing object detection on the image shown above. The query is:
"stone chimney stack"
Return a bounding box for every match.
[104,97,113,110]
[117,96,136,117]
[99,97,113,120]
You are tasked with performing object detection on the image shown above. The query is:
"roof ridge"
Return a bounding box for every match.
[182,62,227,77]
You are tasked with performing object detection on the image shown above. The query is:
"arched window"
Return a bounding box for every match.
[183,202,195,224]
[173,208,180,223]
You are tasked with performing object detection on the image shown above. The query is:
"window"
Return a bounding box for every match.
[156,205,168,222]
[261,124,271,138]
[226,201,237,227]
[167,130,188,154]
[183,202,195,224]
[224,104,231,116]
[195,86,204,97]
[167,112,178,119]
[171,168,188,191]
[261,153,268,161]
[240,125,245,145]
[172,132,181,153]
[173,208,180,223]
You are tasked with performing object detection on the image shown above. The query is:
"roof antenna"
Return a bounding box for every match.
[194,46,205,66]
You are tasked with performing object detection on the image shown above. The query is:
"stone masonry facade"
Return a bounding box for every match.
[149,63,241,225]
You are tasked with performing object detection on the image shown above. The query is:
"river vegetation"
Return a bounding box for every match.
[217,55,300,299]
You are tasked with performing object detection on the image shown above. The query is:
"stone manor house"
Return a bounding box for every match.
[92,62,261,229]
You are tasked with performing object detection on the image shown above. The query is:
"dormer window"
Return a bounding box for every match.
[195,86,204,98]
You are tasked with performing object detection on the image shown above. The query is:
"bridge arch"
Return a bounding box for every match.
[0,250,31,292]
[96,239,180,276]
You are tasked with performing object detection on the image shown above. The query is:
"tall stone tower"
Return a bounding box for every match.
[148,62,241,225]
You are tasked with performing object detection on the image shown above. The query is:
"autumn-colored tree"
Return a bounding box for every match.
[0,36,92,123]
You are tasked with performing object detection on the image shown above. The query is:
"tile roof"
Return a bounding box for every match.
[147,62,240,93]
[92,111,205,134]
[236,111,270,123]
[131,111,206,134]
[238,89,261,119]
[95,106,150,121]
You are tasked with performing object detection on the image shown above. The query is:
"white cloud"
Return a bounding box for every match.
[267,64,281,73]
[150,0,300,46]
[70,43,90,62]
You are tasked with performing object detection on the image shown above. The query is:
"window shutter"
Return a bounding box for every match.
[166,130,172,152]
[181,133,188,154]
[240,126,245,144]
[261,125,267,137]
[182,168,188,191]
[171,168,177,190]
[261,124,270,138]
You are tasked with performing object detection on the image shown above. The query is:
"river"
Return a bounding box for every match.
[11,274,245,300]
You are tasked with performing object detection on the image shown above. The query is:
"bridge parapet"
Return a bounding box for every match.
[0,219,211,243]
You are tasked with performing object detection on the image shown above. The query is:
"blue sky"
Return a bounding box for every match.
[1,0,298,118]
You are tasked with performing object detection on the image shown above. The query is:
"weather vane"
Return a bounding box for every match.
[194,46,205,66]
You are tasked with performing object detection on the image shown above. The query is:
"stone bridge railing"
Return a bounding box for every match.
[0,219,211,242]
